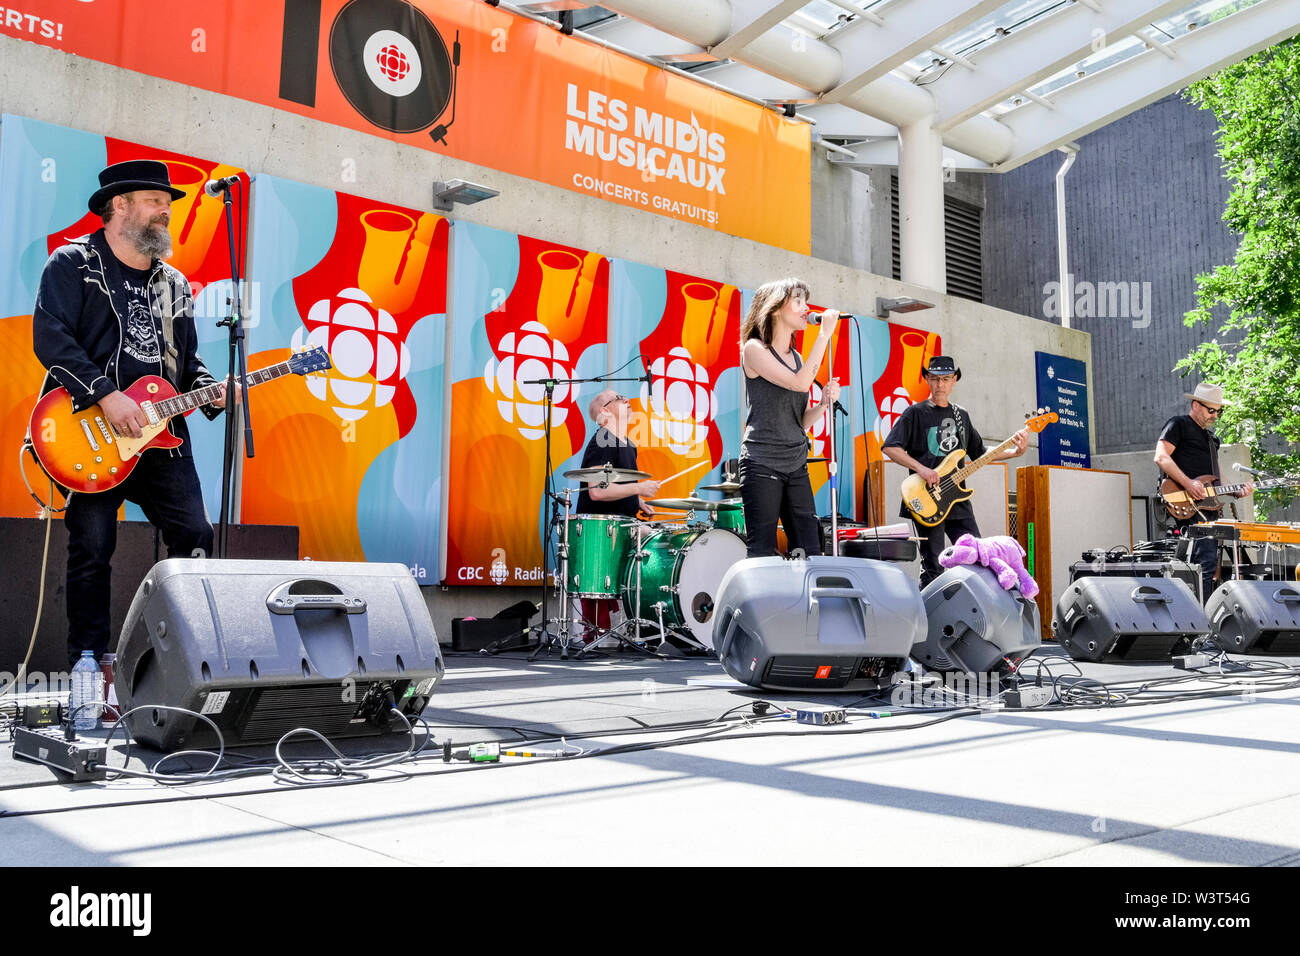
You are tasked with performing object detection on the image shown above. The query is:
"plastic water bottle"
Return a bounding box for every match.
[70,651,103,732]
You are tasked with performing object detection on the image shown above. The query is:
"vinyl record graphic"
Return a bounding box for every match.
[329,0,455,137]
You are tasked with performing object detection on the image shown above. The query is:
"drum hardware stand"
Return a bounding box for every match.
[530,485,582,660]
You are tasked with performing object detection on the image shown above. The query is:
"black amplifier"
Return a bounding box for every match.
[1070,557,1202,604]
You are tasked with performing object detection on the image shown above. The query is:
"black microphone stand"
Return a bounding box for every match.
[212,181,252,559]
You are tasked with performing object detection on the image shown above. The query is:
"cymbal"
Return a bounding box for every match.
[563,465,650,483]
[699,481,742,494]
[646,497,742,512]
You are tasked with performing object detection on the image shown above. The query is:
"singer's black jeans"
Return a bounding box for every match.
[738,459,822,558]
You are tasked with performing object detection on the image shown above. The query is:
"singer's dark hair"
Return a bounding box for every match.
[741,277,809,351]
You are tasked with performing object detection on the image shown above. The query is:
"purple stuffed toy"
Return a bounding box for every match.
[939,534,1039,598]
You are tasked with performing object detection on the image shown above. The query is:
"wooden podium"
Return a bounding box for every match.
[1016,466,1132,640]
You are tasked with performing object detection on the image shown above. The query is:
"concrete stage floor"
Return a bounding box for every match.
[3,646,1300,867]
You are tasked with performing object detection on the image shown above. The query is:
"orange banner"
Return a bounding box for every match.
[2,0,810,253]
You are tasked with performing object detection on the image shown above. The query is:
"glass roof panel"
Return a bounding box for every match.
[905,0,1072,76]
[1015,0,1266,104]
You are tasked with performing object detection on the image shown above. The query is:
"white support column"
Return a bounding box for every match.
[897,118,946,293]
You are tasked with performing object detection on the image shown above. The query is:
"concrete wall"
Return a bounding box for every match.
[0,33,1091,634]
[983,93,1240,455]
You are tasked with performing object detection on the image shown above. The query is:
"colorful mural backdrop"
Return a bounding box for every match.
[609,261,743,506]
[445,223,609,586]
[240,177,448,572]
[4,0,811,253]
[0,114,248,519]
[853,320,943,523]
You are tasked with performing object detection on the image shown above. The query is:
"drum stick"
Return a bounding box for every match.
[658,460,711,486]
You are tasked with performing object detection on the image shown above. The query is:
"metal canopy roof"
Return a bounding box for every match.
[511,0,1299,172]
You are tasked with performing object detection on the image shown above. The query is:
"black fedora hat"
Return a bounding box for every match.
[924,355,962,381]
[87,159,186,214]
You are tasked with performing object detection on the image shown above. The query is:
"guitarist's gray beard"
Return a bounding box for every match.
[123,218,173,261]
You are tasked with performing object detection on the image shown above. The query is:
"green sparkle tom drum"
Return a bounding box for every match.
[566,515,632,598]
[712,500,746,537]
[623,526,746,647]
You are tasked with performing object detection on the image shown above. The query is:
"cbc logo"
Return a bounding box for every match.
[458,549,509,584]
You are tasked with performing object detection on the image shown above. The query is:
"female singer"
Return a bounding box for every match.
[738,277,842,558]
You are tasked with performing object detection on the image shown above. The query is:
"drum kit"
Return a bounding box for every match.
[548,464,748,656]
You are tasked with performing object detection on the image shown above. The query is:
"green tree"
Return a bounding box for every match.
[1180,35,1300,517]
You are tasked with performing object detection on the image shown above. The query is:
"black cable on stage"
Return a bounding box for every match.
[6,647,1300,817]
[0,701,980,819]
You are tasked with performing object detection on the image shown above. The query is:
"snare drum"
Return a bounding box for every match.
[623,526,746,647]
[566,515,632,598]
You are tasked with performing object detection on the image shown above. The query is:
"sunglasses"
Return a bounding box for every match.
[603,394,630,408]
[1195,401,1223,416]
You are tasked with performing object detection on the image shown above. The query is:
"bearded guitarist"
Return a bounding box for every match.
[32,160,237,667]
[1154,383,1252,602]
[883,356,1029,587]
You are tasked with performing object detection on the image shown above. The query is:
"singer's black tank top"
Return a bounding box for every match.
[740,344,811,473]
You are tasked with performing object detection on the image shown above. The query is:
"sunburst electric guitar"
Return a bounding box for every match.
[1158,473,1300,521]
[28,346,331,494]
[900,409,1058,527]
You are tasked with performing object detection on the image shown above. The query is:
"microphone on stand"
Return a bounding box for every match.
[203,175,241,198]
[807,311,854,325]
[1233,463,1272,478]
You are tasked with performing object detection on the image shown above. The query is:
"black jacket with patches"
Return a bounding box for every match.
[32,229,220,457]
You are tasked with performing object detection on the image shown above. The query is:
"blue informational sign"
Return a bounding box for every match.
[1035,352,1090,468]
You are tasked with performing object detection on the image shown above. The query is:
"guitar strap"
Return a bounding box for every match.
[950,403,971,457]
[152,268,182,386]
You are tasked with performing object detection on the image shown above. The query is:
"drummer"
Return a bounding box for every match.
[575,389,661,631]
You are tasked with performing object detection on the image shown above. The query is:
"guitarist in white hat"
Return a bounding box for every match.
[1154,382,1252,601]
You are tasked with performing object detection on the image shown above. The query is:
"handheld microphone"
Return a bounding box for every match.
[807,311,854,326]
[203,175,241,198]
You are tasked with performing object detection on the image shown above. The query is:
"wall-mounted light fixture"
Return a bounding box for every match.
[433,179,499,212]
[876,296,935,319]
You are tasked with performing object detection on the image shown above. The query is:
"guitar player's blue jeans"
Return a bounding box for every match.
[63,454,213,667]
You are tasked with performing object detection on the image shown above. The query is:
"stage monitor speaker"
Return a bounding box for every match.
[1053,576,1208,662]
[914,566,1041,673]
[713,556,923,691]
[1206,580,1300,656]
[116,559,443,751]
